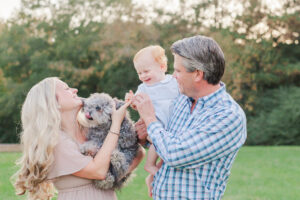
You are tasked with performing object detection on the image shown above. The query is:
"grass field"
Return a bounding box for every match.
[1,146,299,200]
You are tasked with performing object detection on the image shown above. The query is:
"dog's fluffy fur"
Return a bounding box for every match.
[77,93,139,190]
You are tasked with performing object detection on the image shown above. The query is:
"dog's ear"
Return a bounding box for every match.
[113,98,124,109]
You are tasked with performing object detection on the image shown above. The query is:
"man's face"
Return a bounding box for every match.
[172,54,195,97]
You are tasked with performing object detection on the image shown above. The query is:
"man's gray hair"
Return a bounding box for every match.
[171,35,225,85]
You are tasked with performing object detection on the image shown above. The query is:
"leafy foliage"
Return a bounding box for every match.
[247,86,300,145]
[0,0,299,144]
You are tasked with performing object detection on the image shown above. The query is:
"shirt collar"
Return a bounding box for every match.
[160,74,173,83]
[186,82,226,107]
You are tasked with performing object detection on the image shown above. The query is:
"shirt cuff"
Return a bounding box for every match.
[147,121,165,143]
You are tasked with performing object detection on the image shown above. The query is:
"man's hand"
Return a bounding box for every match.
[133,93,157,126]
[135,119,148,145]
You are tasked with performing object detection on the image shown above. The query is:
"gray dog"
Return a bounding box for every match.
[77,93,139,190]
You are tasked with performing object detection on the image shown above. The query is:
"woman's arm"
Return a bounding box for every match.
[73,101,130,180]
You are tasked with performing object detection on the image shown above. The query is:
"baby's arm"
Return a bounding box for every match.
[144,144,159,175]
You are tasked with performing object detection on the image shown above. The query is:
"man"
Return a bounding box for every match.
[133,35,247,200]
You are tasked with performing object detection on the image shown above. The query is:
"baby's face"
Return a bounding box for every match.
[134,53,166,86]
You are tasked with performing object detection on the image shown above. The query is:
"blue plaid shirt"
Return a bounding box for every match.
[147,82,247,200]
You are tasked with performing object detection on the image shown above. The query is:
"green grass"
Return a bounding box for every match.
[222,146,300,200]
[1,147,300,200]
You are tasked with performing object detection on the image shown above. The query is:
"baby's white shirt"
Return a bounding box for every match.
[136,75,180,128]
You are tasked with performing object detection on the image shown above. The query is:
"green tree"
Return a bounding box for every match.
[0,0,299,144]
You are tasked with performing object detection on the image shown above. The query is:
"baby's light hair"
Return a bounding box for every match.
[134,45,168,68]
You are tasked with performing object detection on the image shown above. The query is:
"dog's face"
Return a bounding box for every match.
[77,93,114,128]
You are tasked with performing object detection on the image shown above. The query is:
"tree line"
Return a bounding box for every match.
[0,0,299,144]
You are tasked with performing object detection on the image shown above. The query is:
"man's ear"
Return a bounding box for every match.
[194,70,203,82]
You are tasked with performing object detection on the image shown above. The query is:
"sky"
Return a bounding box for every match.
[0,0,182,21]
[0,0,21,20]
[0,0,284,21]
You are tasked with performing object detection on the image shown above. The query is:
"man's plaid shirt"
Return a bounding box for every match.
[147,83,247,200]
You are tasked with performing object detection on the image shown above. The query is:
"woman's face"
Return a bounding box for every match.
[55,80,82,111]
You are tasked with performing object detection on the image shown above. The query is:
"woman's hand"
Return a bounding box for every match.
[111,100,131,125]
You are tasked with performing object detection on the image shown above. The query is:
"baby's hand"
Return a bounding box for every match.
[125,90,134,102]
[125,90,137,110]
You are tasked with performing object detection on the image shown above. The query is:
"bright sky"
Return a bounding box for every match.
[0,0,180,21]
[0,0,21,20]
[0,0,284,21]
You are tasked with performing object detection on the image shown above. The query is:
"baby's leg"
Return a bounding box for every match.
[144,144,159,175]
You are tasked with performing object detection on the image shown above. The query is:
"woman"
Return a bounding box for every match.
[13,77,145,200]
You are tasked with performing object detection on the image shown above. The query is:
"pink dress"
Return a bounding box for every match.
[48,132,117,200]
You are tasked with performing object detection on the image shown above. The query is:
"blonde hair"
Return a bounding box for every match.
[133,45,168,69]
[12,77,61,200]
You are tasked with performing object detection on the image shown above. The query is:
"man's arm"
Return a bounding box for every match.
[147,110,247,169]
[133,93,246,169]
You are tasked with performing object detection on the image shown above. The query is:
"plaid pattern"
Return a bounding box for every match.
[147,83,247,200]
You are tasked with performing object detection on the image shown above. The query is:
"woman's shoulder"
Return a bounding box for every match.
[48,131,92,180]
[54,131,84,159]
